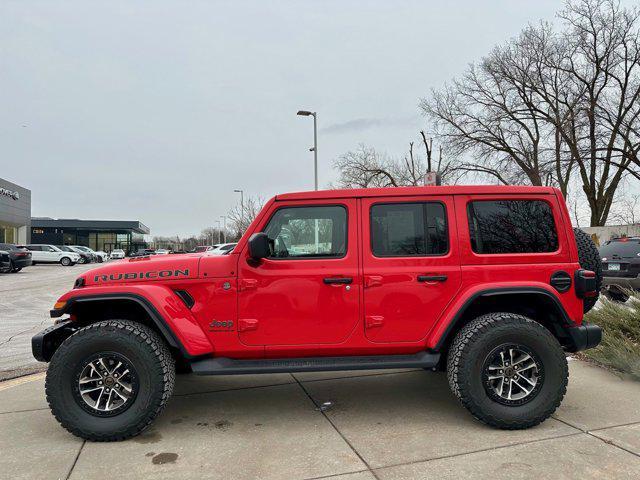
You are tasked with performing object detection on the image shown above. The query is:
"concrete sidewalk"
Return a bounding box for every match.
[1,359,639,480]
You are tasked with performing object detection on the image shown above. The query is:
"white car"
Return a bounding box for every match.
[155,249,171,255]
[110,249,126,260]
[93,250,108,262]
[26,244,80,266]
[208,243,237,255]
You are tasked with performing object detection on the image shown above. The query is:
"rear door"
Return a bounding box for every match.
[361,195,461,342]
[27,245,44,262]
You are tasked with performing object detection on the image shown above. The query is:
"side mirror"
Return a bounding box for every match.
[248,233,271,260]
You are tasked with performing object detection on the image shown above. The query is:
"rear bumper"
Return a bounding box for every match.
[564,323,603,352]
[602,276,640,290]
[11,257,32,268]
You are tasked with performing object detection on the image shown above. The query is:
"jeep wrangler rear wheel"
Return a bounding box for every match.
[46,319,175,441]
[447,313,568,429]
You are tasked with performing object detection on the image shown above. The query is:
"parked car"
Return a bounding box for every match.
[155,249,171,255]
[208,243,237,255]
[58,246,93,264]
[129,248,156,257]
[26,244,80,266]
[0,250,10,273]
[0,243,32,272]
[193,245,218,253]
[71,245,107,263]
[110,249,126,260]
[599,236,640,302]
[34,185,602,441]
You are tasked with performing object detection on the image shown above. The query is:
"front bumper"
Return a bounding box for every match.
[32,320,77,362]
[565,323,603,352]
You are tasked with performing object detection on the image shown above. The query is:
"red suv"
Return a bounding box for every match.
[33,185,602,441]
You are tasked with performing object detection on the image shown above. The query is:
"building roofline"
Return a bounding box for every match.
[30,218,150,235]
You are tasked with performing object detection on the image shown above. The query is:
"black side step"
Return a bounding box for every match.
[189,351,440,375]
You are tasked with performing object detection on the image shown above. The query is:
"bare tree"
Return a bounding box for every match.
[422,0,640,226]
[333,138,460,189]
[226,196,264,240]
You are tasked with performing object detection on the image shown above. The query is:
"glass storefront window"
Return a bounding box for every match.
[0,224,17,244]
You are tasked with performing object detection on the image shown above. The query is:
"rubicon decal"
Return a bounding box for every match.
[94,269,190,282]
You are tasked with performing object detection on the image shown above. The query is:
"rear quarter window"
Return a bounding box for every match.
[467,200,559,254]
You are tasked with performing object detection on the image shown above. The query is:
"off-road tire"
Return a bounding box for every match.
[46,319,175,441]
[447,312,568,429]
[60,256,72,266]
[573,228,601,313]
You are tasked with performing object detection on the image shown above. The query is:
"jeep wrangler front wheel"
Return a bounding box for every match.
[447,313,568,429]
[45,319,175,441]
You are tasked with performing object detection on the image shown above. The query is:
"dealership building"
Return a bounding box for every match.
[0,177,31,244]
[1,176,150,252]
[31,218,150,253]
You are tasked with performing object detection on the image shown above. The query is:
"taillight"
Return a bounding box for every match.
[575,269,597,298]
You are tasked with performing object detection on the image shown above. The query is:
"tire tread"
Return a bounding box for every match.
[446,312,568,429]
[45,319,175,441]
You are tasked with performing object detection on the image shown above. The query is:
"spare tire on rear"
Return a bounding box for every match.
[573,228,602,313]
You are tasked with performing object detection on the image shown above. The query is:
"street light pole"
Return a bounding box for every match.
[220,215,227,243]
[234,189,244,230]
[297,110,318,190]
[215,220,222,244]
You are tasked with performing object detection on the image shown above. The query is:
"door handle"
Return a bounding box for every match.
[323,277,353,285]
[417,275,448,283]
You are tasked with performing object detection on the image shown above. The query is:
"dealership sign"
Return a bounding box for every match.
[0,187,19,200]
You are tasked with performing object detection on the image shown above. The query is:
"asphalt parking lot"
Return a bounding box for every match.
[1,360,640,479]
[0,263,97,379]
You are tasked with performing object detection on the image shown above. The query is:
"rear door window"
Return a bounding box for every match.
[370,202,448,256]
[467,200,558,254]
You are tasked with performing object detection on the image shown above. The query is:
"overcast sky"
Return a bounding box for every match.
[2,0,571,237]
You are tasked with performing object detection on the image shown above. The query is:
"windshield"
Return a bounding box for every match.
[50,245,62,252]
[599,240,640,259]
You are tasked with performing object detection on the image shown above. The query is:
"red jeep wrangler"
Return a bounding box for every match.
[33,186,602,441]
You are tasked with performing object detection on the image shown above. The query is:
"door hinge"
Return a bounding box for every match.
[239,279,258,291]
[364,275,383,288]
[238,319,259,332]
[365,315,384,328]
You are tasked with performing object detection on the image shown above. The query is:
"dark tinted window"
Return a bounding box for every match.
[371,202,448,256]
[468,200,558,254]
[264,205,347,259]
[599,239,640,258]
[27,245,41,251]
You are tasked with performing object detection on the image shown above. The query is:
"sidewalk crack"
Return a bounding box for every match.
[293,374,381,480]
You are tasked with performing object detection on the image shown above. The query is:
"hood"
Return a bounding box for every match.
[81,254,201,286]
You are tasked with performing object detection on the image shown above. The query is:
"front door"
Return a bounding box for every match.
[362,196,461,343]
[238,200,360,347]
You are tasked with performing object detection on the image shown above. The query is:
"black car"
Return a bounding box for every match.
[58,246,93,264]
[599,236,640,301]
[0,243,32,272]
[0,250,10,273]
[129,248,156,257]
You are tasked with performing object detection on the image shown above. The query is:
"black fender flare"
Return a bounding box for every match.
[434,287,575,351]
[50,293,191,358]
